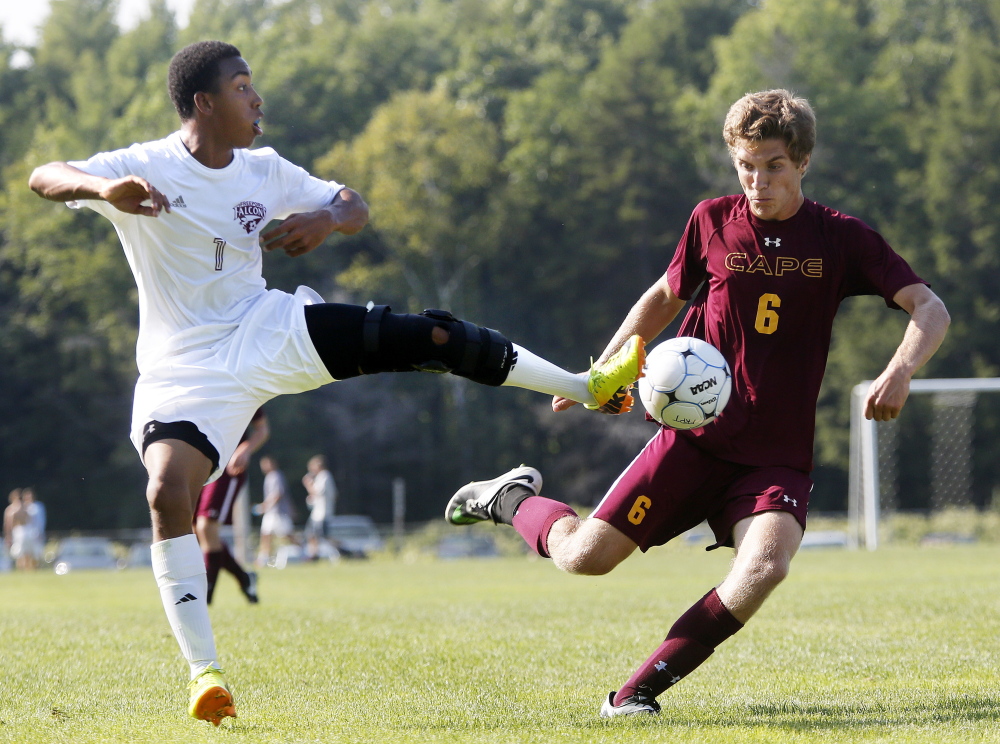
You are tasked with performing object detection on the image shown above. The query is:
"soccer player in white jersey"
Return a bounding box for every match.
[28,40,644,725]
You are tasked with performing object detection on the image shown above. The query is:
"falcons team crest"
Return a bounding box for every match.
[233,200,266,234]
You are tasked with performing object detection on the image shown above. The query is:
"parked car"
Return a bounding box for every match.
[126,542,153,568]
[436,533,500,559]
[53,537,122,574]
[327,515,384,557]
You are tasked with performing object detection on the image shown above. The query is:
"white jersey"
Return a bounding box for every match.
[69,132,343,373]
[309,469,337,523]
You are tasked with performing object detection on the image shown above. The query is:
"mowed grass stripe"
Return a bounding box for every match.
[1,544,998,743]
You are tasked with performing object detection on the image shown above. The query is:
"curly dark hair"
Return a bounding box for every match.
[168,40,242,120]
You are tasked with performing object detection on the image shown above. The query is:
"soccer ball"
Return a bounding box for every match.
[638,337,732,430]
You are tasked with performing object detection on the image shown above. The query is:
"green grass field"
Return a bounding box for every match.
[2,543,999,743]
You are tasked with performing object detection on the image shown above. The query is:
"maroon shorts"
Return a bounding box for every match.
[591,427,811,551]
[194,470,248,525]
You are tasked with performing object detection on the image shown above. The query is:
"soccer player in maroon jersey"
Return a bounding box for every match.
[445,89,951,716]
[194,407,269,604]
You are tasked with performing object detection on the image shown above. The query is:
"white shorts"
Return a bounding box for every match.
[22,532,43,560]
[9,525,28,559]
[130,287,333,482]
[260,511,293,537]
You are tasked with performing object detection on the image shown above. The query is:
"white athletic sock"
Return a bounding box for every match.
[501,344,596,405]
[151,534,219,680]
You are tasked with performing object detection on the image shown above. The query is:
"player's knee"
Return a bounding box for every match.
[556,550,621,576]
[360,306,515,386]
[430,325,449,345]
[744,553,791,590]
[552,539,622,576]
[145,473,190,516]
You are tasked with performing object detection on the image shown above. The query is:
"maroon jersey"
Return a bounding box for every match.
[666,195,925,472]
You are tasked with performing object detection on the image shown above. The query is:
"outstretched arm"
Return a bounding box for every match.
[553,274,687,412]
[28,162,171,217]
[260,188,369,257]
[865,283,950,421]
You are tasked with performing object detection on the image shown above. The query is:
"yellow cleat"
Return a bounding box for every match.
[188,667,236,726]
[585,335,646,414]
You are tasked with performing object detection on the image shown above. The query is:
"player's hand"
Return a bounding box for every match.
[226,444,252,476]
[260,210,336,257]
[865,368,911,421]
[98,176,171,217]
[552,396,578,412]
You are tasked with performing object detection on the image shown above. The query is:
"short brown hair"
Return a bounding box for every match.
[723,89,816,164]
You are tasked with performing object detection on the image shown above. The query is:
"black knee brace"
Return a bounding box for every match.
[360,305,515,386]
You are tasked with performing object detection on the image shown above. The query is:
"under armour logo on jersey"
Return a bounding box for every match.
[170,195,187,208]
[174,593,198,605]
[654,661,681,685]
[764,237,781,247]
[783,495,798,507]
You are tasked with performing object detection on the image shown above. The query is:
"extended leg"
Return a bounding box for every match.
[445,465,638,571]
[304,303,643,407]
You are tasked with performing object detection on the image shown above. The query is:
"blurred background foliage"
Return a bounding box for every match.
[1,0,998,528]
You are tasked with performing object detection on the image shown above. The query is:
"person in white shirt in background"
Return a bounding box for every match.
[255,455,294,569]
[302,455,337,560]
[20,488,45,569]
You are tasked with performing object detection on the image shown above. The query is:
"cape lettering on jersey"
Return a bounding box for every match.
[233,201,267,234]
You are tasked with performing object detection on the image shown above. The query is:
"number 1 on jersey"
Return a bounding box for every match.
[214,238,226,271]
[755,293,780,334]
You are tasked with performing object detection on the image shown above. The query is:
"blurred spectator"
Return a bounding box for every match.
[20,488,44,570]
[255,456,294,567]
[302,455,337,560]
[4,489,32,570]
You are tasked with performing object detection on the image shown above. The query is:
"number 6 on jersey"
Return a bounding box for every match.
[755,293,780,334]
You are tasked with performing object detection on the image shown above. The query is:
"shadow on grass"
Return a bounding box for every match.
[729,694,1000,731]
[573,694,1000,733]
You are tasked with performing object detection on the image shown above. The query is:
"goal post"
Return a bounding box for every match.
[848,377,1000,550]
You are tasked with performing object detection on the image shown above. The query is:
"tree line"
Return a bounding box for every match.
[1,0,998,529]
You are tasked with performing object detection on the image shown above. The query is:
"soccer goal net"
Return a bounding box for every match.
[848,377,1000,549]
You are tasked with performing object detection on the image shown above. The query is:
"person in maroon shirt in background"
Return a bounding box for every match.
[194,407,269,604]
[444,89,951,717]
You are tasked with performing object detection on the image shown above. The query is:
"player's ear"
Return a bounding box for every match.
[193,91,213,116]
[798,154,811,175]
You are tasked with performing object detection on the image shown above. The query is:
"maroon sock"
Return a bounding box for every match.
[204,551,222,605]
[614,588,743,705]
[218,543,250,588]
[511,496,577,558]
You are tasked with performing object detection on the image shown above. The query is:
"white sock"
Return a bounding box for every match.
[501,344,596,405]
[151,534,219,680]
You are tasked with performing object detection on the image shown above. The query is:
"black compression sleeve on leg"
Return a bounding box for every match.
[304,303,515,385]
[303,303,368,380]
[412,309,515,386]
